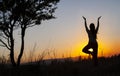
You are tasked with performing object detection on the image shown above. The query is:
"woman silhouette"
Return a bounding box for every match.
[82,16,101,66]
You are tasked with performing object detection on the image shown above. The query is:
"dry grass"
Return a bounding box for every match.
[0,54,120,76]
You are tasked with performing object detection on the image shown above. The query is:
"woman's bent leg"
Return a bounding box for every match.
[82,45,92,54]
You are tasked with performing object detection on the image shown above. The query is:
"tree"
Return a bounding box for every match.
[0,0,60,66]
[0,0,17,66]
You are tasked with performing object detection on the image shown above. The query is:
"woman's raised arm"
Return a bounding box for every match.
[82,16,89,32]
[96,16,101,33]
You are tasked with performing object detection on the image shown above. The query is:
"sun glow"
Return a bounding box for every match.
[71,38,112,58]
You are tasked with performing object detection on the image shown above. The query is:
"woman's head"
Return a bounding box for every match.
[89,23,97,38]
[89,23,95,31]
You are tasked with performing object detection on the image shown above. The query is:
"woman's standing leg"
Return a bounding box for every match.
[92,44,98,66]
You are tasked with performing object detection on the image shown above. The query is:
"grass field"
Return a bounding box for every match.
[0,54,120,76]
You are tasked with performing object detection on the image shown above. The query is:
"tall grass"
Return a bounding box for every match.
[0,48,120,76]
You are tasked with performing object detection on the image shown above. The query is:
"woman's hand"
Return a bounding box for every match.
[82,16,86,21]
[98,16,101,20]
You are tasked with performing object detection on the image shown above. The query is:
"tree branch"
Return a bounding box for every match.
[1,35,11,47]
[0,39,10,50]
[8,37,11,47]
[3,30,9,37]
[1,35,8,40]
[27,24,36,28]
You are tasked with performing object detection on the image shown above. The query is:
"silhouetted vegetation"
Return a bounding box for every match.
[0,54,120,76]
[0,0,60,66]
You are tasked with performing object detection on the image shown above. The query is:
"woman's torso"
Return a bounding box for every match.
[87,31,97,44]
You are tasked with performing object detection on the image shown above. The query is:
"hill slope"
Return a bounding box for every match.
[0,54,120,76]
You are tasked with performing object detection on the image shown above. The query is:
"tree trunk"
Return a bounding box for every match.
[17,28,25,66]
[10,48,16,66]
[10,28,16,67]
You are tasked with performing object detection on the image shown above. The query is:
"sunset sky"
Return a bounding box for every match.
[0,0,120,60]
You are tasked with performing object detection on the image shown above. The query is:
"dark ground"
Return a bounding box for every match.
[0,54,120,76]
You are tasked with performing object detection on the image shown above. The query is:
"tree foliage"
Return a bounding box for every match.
[0,0,60,66]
